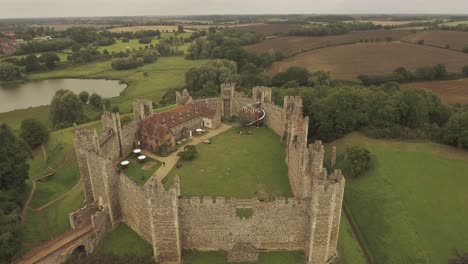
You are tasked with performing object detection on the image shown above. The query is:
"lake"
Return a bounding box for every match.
[0,79,127,113]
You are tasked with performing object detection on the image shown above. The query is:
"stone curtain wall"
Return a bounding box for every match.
[118,174,153,243]
[69,205,97,229]
[179,197,309,251]
[120,121,139,157]
[262,103,285,137]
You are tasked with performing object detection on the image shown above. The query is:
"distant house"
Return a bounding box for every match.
[33,36,53,41]
[139,102,221,152]
[0,39,16,56]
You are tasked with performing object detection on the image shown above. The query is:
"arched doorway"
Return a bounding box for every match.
[70,245,86,257]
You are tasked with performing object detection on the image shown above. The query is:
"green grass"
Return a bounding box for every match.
[164,126,292,199]
[94,39,160,54]
[338,213,368,264]
[121,156,161,185]
[326,132,468,264]
[97,223,153,256]
[235,208,253,219]
[182,250,305,264]
[441,20,468,26]
[21,182,85,252]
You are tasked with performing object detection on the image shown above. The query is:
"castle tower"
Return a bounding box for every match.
[252,86,272,104]
[74,129,100,202]
[149,180,182,263]
[176,89,193,106]
[306,169,345,264]
[101,111,123,159]
[132,99,154,122]
[220,83,235,118]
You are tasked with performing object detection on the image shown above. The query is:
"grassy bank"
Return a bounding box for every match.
[326,132,468,263]
[97,224,153,256]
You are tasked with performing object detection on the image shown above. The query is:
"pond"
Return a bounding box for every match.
[0,78,127,113]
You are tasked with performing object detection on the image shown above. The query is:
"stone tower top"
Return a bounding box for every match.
[252,86,272,103]
[221,83,235,99]
[132,99,153,122]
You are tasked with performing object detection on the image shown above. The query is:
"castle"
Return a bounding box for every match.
[68,84,345,264]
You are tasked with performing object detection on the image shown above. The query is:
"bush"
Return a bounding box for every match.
[139,37,152,44]
[20,118,48,148]
[111,55,142,70]
[78,91,89,104]
[89,93,103,109]
[463,44,468,53]
[177,145,198,161]
[344,146,371,178]
[463,65,468,77]
[142,50,157,64]
[0,63,23,81]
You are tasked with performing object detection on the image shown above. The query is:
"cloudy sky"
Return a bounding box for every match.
[1,0,468,18]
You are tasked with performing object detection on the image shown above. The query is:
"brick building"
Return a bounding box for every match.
[139,101,221,152]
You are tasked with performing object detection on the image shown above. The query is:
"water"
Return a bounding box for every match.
[0,79,127,113]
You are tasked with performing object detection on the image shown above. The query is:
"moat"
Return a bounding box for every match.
[0,78,127,113]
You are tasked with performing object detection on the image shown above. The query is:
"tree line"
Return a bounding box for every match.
[286,22,381,37]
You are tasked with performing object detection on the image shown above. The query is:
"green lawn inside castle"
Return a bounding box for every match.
[164,125,293,199]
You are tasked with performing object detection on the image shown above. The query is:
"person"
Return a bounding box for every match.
[162,161,166,167]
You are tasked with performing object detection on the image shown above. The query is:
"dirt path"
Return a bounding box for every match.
[20,181,36,224]
[142,123,232,186]
[342,205,374,264]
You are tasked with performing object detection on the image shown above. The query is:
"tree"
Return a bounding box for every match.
[184,59,238,95]
[178,145,198,161]
[463,44,468,53]
[102,49,109,55]
[418,39,425,45]
[463,65,468,77]
[442,111,468,149]
[89,93,103,109]
[0,123,30,192]
[344,146,371,178]
[49,89,84,127]
[79,91,89,104]
[156,39,172,55]
[142,50,157,64]
[0,63,23,81]
[24,55,42,72]
[20,118,48,148]
[178,25,185,33]
[41,52,60,69]
[272,67,310,86]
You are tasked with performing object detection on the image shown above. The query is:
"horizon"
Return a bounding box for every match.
[1,0,468,19]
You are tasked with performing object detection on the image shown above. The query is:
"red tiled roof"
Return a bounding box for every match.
[142,102,216,130]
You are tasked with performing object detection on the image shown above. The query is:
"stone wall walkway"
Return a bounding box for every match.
[142,123,232,186]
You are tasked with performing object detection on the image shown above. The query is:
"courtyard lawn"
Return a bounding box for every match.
[121,156,161,185]
[326,132,468,264]
[97,224,153,256]
[164,126,292,199]
[182,250,305,264]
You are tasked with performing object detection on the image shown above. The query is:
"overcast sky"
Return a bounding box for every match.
[1,0,468,19]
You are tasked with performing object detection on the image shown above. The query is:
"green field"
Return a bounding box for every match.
[441,20,468,26]
[164,126,292,199]
[98,224,153,256]
[327,132,468,263]
[338,214,368,264]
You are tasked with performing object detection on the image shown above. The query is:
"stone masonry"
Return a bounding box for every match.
[67,84,345,264]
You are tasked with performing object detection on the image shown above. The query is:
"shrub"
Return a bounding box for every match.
[418,39,425,45]
[20,118,48,148]
[343,146,371,178]
[111,55,142,70]
[78,91,89,104]
[177,145,198,161]
[89,93,103,109]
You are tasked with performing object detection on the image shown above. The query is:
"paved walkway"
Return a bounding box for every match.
[142,123,232,186]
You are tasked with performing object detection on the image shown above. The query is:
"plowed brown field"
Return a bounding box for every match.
[400,78,468,105]
[244,29,410,56]
[406,30,468,51]
[267,42,468,80]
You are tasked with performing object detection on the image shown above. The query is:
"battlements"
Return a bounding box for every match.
[132,99,153,122]
[178,196,305,207]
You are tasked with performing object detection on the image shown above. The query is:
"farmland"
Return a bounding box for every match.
[244,29,409,56]
[400,78,468,105]
[406,30,468,51]
[441,20,468,26]
[267,42,468,80]
[109,25,194,33]
[232,23,303,35]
